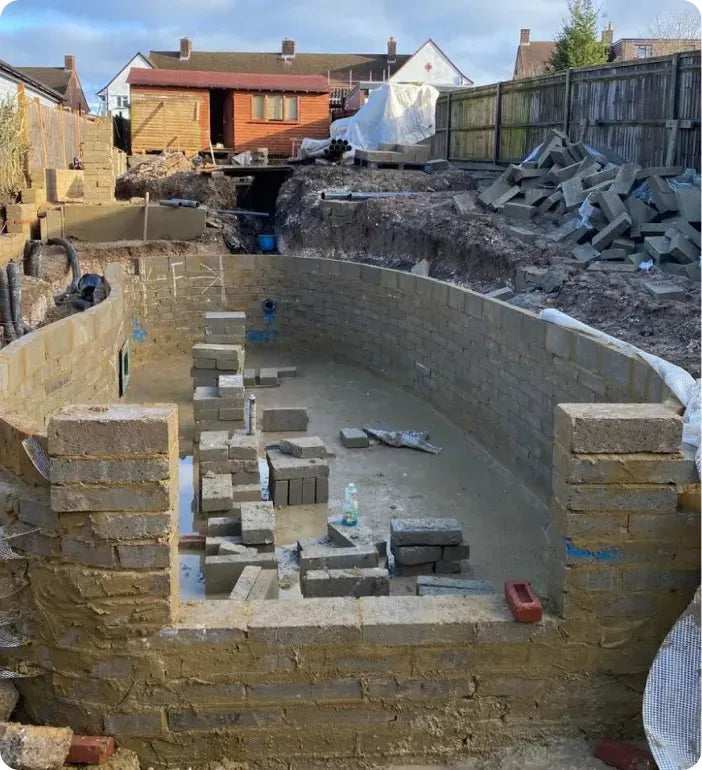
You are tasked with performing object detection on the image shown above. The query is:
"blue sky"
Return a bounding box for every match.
[0,0,699,111]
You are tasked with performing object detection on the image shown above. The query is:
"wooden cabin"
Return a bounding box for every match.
[127,68,330,156]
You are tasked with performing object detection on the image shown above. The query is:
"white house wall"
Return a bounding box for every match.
[0,73,60,107]
[102,53,151,118]
[390,41,468,86]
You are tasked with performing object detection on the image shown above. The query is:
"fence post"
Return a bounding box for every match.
[493,82,502,164]
[665,54,681,166]
[446,92,452,161]
[563,68,572,136]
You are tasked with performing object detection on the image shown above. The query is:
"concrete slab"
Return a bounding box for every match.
[340,428,369,448]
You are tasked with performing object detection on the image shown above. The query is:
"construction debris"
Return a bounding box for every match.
[478,128,701,277]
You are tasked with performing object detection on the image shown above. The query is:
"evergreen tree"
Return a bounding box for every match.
[549,0,609,71]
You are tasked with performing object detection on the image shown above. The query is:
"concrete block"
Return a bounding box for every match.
[398,562,435,576]
[205,536,246,555]
[232,484,261,503]
[289,478,303,506]
[51,482,173,513]
[675,188,701,224]
[611,237,636,254]
[258,367,279,387]
[228,431,258,460]
[536,191,564,215]
[218,374,244,398]
[243,369,256,386]
[278,366,297,378]
[207,516,241,537]
[392,545,441,565]
[48,404,177,458]
[637,166,683,179]
[591,212,632,250]
[201,474,233,512]
[486,286,514,301]
[669,232,700,264]
[583,166,618,188]
[339,428,369,448]
[316,476,329,504]
[302,476,316,505]
[598,191,626,223]
[299,544,380,574]
[327,515,385,555]
[205,552,277,593]
[249,569,279,600]
[571,243,600,265]
[442,543,471,561]
[478,178,513,207]
[555,403,683,454]
[266,449,329,480]
[502,201,536,220]
[600,248,627,261]
[241,501,275,545]
[435,560,462,574]
[648,175,678,214]
[524,189,549,206]
[416,576,494,596]
[625,197,656,228]
[90,511,172,541]
[117,544,170,569]
[611,164,640,196]
[302,568,390,598]
[547,218,584,243]
[644,281,686,301]
[271,477,289,507]
[561,176,585,210]
[229,565,262,600]
[491,185,521,210]
[262,408,308,432]
[390,518,463,547]
[199,431,229,462]
[279,436,326,458]
[644,236,672,260]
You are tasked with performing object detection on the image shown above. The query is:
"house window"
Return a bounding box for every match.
[115,95,129,108]
[251,93,299,122]
[635,45,653,58]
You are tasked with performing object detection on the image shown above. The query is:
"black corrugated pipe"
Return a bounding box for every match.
[47,237,80,288]
[7,261,25,338]
[25,241,42,278]
[0,269,16,344]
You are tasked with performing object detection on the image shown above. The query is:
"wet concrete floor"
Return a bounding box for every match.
[127,351,550,601]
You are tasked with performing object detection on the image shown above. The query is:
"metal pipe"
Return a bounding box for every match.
[247,395,257,436]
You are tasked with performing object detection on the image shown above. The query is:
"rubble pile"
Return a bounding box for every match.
[478,128,701,282]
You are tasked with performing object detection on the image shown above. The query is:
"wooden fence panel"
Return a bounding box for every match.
[24,98,91,176]
[432,51,701,169]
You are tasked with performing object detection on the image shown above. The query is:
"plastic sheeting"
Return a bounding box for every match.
[539,309,701,467]
[643,587,701,770]
[299,83,439,158]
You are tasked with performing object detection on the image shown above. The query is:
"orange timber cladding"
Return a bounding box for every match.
[130,85,330,155]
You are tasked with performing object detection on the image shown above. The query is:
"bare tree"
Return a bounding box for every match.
[646,10,701,53]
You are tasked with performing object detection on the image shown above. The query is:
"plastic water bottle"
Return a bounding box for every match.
[342,483,359,526]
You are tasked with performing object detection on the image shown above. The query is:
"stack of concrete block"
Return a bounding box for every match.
[192,345,246,389]
[477,128,701,282]
[267,448,328,507]
[229,565,279,600]
[243,366,297,387]
[198,430,261,515]
[241,501,275,552]
[4,203,38,239]
[390,518,469,576]
[204,311,246,345]
[355,143,447,172]
[82,120,116,204]
[193,375,245,435]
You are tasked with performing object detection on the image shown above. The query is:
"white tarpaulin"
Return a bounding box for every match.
[299,83,439,158]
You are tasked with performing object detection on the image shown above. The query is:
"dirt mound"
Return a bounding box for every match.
[276,164,700,375]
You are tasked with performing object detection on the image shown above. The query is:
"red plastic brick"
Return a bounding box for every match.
[66,736,115,765]
[593,739,656,770]
[504,579,543,622]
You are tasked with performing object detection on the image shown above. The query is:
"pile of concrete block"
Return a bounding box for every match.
[478,128,701,281]
[243,366,296,387]
[267,448,328,506]
[299,518,389,597]
[390,518,469,576]
[82,120,116,204]
[198,430,261,516]
[192,312,246,388]
[193,375,245,435]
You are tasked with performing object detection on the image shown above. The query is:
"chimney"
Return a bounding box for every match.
[520,29,530,45]
[180,37,192,61]
[601,22,614,47]
[282,38,295,58]
[387,36,397,63]
[64,55,76,72]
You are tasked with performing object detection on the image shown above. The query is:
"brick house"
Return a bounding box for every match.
[17,55,89,113]
[127,68,329,156]
[513,25,701,78]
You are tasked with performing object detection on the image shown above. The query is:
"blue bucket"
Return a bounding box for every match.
[258,234,277,252]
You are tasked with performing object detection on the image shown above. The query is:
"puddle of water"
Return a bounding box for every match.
[178,456,196,535]
[180,554,205,600]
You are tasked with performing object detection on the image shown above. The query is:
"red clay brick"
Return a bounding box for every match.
[67,735,115,765]
[504,580,543,622]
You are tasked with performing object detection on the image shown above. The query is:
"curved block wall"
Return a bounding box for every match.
[131,253,675,494]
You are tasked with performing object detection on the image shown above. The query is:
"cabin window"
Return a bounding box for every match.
[252,94,265,119]
[635,44,653,58]
[251,93,300,122]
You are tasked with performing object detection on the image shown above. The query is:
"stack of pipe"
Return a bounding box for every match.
[323,138,352,163]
